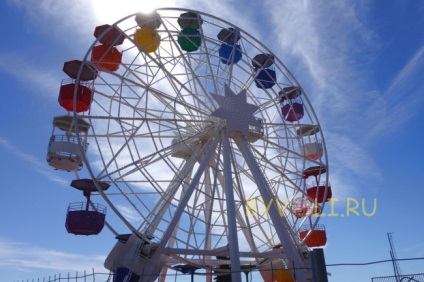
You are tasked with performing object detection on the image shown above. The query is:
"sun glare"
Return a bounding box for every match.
[91,0,177,23]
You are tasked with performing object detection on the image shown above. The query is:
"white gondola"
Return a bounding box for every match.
[46,115,90,171]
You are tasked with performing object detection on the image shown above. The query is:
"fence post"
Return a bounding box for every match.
[311,248,328,282]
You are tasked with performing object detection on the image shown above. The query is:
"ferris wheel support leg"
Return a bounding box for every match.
[235,137,309,281]
[203,169,213,282]
[206,155,259,255]
[143,156,196,235]
[143,136,220,279]
[221,131,243,282]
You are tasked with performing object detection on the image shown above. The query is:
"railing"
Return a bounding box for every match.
[307,181,331,188]
[49,135,88,150]
[16,269,111,282]
[47,135,88,164]
[18,267,293,282]
[372,273,424,282]
[300,224,326,232]
[249,118,264,135]
[61,77,93,88]
[67,202,107,214]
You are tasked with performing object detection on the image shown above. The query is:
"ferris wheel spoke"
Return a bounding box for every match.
[141,154,197,235]
[160,22,219,109]
[165,51,210,101]
[249,144,303,191]
[91,116,213,180]
[134,40,216,116]
[86,115,186,127]
[102,62,212,119]
[200,37,231,88]
[96,141,170,181]
[142,134,220,275]
[97,123,214,182]
[205,148,259,254]
[90,116,156,180]
[256,96,282,113]
[261,135,304,160]
[147,137,225,236]
[178,137,226,253]
[250,215,275,249]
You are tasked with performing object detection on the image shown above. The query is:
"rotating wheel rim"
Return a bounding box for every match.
[73,7,330,279]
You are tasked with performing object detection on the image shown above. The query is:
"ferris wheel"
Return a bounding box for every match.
[46,8,332,282]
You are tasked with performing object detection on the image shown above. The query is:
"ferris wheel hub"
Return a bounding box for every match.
[211,84,261,140]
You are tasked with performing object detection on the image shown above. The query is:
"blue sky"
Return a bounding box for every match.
[1,0,424,281]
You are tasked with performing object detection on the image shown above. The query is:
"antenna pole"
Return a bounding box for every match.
[387,232,402,282]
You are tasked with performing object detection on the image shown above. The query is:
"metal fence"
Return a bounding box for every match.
[16,270,111,282]
[372,273,424,282]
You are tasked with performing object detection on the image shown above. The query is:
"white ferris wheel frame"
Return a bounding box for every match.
[70,7,330,282]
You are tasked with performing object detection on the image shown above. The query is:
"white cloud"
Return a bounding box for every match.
[91,0,180,23]
[364,44,424,140]
[316,130,384,203]
[116,204,141,224]
[325,132,381,180]
[263,1,376,128]
[0,237,107,276]
[386,46,424,95]
[259,1,424,147]
[249,1,424,205]
[0,53,59,100]
[11,0,97,39]
[256,1,383,192]
[0,136,69,186]
[1,1,97,101]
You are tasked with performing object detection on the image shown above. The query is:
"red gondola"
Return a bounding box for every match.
[299,225,327,247]
[307,183,332,203]
[91,44,122,71]
[58,80,93,113]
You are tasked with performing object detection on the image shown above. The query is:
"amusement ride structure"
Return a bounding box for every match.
[46,8,332,282]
